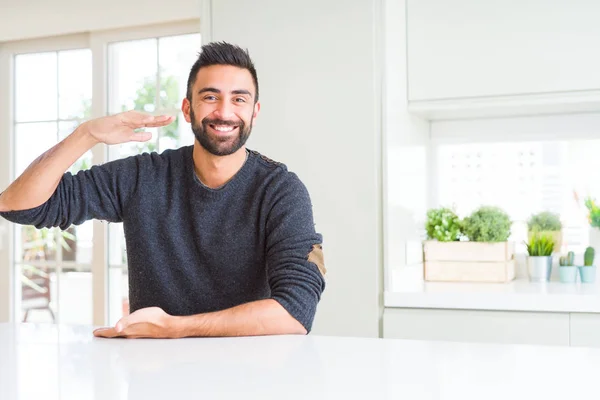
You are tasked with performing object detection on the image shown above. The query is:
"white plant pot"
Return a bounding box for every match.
[589,228,600,261]
[527,256,553,282]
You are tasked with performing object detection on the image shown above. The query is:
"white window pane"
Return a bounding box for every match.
[62,222,94,265]
[15,122,58,176]
[158,33,201,110]
[108,265,129,326]
[158,34,201,149]
[15,52,58,122]
[56,265,93,325]
[159,112,195,151]
[108,38,158,115]
[58,49,92,120]
[177,111,195,146]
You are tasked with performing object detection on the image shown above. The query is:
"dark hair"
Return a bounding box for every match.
[186,41,259,103]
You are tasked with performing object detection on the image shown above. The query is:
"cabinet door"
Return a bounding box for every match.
[383,308,570,346]
[407,0,600,101]
[570,313,600,348]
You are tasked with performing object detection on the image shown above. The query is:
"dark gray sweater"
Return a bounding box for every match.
[0,146,326,332]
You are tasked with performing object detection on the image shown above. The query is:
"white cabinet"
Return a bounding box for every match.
[407,0,600,102]
[383,308,570,346]
[570,314,600,348]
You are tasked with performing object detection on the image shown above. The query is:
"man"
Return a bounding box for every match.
[0,42,326,338]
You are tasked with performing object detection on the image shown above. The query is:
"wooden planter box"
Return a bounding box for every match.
[423,241,515,283]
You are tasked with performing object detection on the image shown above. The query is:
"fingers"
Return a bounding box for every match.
[93,324,147,338]
[94,324,156,339]
[143,115,175,127]
[93,327,122,338]
[122,111,175,128]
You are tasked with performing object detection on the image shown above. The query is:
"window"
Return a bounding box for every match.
[2,21,201,325]
[436,139,600,255]
[13,49,93,324]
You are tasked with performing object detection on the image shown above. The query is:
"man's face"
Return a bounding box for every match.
[183,65,260,156]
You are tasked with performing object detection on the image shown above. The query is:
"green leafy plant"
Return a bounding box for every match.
[524,232,555,256]
[527,211,562,232]
[425,207,462,242]
[462,206,511,242]
[584,246,595,266]
[559,251,575,266]
[584,197,600,229]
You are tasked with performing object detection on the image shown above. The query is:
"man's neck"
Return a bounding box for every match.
[192,143,248,189]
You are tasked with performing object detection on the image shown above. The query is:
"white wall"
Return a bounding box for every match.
[407,0,600,101]
[204,0,384,337]
[0,0,201,42]
[383,0,430,286]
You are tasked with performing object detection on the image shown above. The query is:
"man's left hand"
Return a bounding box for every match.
[93,307,181,339]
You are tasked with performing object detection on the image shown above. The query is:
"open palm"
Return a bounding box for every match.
[83,110,175,145]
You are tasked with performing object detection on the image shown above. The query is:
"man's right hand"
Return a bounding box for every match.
[81,110,175,145]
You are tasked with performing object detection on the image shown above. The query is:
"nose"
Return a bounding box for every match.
[213,99,235,120]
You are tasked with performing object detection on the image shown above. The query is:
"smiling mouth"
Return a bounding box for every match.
[209,124,239,133]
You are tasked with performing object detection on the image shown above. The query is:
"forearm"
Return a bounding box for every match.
[0,126,98,212]
[172,299,307,337]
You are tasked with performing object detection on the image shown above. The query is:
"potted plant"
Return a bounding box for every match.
[423,205,515,283]
[525,232,555,282]
[527,211,562,253]
[558,251,577,283]
[425,207,462,242]
[462,206,512,243]
[579,246,596,283]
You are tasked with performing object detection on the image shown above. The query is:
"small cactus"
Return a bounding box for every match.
[584,247,595,266]
[559,255,568,266]
[567,251,575,266]
[559,251,575,266]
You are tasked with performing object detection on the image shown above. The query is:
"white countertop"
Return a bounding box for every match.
[385,269,600,312]
[2,323,600,400]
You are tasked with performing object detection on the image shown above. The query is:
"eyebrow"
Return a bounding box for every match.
[231,89,252,96]
[197,87,252,97]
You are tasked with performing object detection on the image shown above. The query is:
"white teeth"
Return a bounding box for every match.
[213,125,236,132]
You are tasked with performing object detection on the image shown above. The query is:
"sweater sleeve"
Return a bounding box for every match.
[0,155,141,230]
[265,172,326,333]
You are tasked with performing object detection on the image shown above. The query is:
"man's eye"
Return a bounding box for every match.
[204,95,217,101]
[235,98,246,103]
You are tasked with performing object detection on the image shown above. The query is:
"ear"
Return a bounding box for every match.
[252,101,261,124]
[182,98,191,123]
